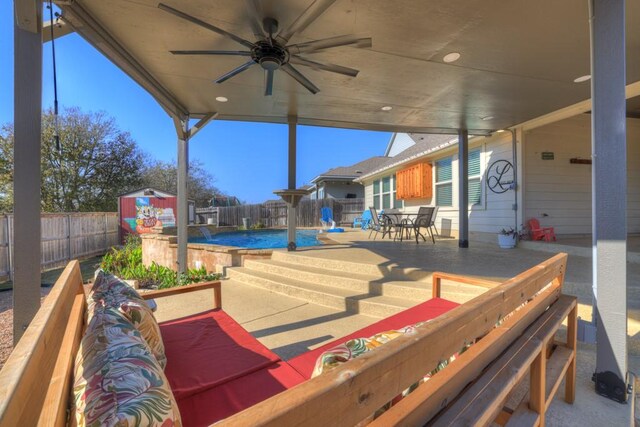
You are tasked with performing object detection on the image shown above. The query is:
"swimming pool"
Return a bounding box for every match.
[189,229,320,249]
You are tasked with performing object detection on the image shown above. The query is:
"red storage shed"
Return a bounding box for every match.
[118,188,195,242]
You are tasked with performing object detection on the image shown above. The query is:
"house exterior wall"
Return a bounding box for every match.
[386,133,416,157]
[361,133,517,236]
[319,182,364,199]
[524,114,640,235]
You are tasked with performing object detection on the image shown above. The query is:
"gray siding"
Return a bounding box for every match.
[524,114,640,235]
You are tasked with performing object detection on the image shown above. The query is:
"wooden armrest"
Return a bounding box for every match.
[432,272,500,298]
[141,281,222,309]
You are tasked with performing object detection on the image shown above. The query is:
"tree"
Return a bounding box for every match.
[0,108,145,212]
[141,159,226,208]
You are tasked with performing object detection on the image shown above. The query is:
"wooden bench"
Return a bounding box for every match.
[0,253,575,426]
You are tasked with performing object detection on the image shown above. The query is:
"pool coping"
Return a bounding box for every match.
[141,228,340,271]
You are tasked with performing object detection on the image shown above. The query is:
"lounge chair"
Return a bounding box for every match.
[352,209,372,229]
[320,207,336,229]
[528,218,556,242]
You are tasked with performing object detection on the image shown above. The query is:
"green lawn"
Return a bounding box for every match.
[0,256,103,291]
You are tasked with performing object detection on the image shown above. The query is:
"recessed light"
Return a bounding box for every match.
[573,75,591,83]
[481,116,494,121]
[381,106,393,111]
[215,96,228,102]
[443,52,461,63]
[496,129,505,133]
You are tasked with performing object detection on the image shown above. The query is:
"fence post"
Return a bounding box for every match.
[4,214,12,281]
[104,213,108,248]
[67,214,72,262]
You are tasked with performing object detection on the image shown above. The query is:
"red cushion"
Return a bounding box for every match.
[287,298,459,378]
[176,362,306,426]
[160,309,281,400]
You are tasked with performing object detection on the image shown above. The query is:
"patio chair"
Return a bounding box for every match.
[368,207,393,240]
[430,206,440,236]
[320,207,336,229]
[528,218,556,242]
[410,206,436,244]
[352,209,372,229]
[383,209,407,241]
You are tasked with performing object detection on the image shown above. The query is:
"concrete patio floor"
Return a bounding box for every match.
[153,229,636,425]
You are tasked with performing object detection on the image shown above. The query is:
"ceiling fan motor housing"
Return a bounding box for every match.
[253,41,288,70]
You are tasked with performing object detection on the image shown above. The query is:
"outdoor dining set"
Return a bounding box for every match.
[354,207,439,244]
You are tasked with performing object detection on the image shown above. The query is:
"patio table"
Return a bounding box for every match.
[381,212,423,242]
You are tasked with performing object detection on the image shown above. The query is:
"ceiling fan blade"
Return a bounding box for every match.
[288,35,372,55]
[158,3,255,49]
[289,56,359,77]
[281,63,320,94]
[170,50,252,56]
[275,0,337,44]
[264,69,275,96]
[245,0,267,39]
[215,60,256,84]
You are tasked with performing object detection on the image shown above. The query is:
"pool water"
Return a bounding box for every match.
[189,229,320,249]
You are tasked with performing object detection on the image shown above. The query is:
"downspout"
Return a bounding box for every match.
[509,129,518,246]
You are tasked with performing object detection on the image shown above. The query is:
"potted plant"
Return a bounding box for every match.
[498,227,517,248]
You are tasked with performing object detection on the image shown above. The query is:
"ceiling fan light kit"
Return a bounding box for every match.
[158,0,371,96]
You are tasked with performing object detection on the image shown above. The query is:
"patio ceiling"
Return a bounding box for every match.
[59,0,640,133]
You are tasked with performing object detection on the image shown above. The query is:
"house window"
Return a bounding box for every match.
[373,175,402,210]
[435,157,453,206]
[382,177,391,209]
[373,180,380,210]
[468,149,482,205]
[392,174,403,208]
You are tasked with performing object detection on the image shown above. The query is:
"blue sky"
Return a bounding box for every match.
[0,3,390,203]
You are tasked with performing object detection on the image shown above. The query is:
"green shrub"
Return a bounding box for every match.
[100,235,220,289]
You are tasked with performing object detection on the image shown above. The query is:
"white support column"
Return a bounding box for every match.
[515,128,525,231]
[13,1,43,344]
[458,130,469,248]
[589,0,629,403]
[287,116,297,250]
[175,116,189,274]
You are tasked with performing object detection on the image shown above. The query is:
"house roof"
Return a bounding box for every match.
[355,133,457,181]
[311,156,390,183]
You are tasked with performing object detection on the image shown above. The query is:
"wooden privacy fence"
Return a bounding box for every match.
[0,212,119,282]
[197,198,365,228]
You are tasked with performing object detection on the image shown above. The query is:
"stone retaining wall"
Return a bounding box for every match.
[141,233,272,273]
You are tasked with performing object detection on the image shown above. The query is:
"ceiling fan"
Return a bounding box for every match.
[158,0,372,96]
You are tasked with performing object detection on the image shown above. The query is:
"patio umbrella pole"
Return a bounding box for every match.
[288,116,297,250]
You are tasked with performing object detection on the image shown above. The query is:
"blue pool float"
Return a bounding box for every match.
[327,228,344,233]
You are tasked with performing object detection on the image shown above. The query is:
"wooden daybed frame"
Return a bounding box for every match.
[0,253,576,426]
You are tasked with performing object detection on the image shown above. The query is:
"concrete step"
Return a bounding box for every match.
[226,267,416,318]
[250,257,488,299]
[244,259,435,301]
[271,251,384,276]
[271,251,433,281]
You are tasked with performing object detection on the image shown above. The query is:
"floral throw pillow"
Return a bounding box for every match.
[73,307,181,427]
[88,270,166,368]
[311,322,462,421]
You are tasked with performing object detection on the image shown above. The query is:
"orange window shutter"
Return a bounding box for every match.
[396,163,433,200]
